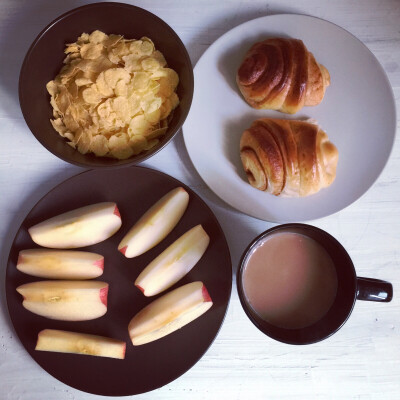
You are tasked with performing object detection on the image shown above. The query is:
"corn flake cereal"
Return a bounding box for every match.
[47,30,179,159]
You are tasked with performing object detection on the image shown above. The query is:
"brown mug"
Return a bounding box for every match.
[237,223,393,345]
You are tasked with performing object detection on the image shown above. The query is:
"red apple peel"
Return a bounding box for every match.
[113,205,121,218]
[17,254,24,265]
[100,286,108,307]
[93,258,104,270]
[136,285,145,294]
[202,284,212,302]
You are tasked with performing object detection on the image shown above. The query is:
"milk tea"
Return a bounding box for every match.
[242,232,338,329]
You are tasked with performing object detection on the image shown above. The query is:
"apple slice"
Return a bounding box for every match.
[28,202,122,249]
[36,329,126,359]
[16,280,108,321]
[118,187,189,258]
[16,249,104,279]
[128,281,212,346]
[135,225,210,296]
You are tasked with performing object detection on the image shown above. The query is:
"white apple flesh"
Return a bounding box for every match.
[128,281,213,346]
[135,225,210,296]
[17,249,104,279]
[16,280,108,321]
[28,202,122,249]
[36,329,126,359]
[118,187,189,258]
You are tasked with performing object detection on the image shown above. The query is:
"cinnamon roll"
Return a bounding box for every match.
[240,119,338,197]
[237,38,330,114]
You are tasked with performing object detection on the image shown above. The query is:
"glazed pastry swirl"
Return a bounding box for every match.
[237,38,330,114]
[240,119,338,197]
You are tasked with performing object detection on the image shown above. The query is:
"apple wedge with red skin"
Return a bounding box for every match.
[118,187,189,258]
[135,225,210,296]
[128,281,213,346]
[16,281,108,321]
[36,329,126,359]
[28,202,122,249]
[17,249,104,279]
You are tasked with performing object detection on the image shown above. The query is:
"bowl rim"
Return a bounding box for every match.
[18,1,194,169]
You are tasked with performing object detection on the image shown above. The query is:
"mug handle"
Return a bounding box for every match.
[356,277,393,302]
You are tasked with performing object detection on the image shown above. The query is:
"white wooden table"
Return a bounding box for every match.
[1,1,399,399]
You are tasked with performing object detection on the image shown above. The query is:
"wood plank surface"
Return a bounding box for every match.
[0,1,399,399]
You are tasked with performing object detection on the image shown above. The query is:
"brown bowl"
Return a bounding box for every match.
[19,2,193,168]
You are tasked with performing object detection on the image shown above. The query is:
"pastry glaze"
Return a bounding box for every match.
[240,118,338,197]
[237,38,330,114]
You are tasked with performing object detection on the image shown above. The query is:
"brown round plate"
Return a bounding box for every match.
[5,166,232,396]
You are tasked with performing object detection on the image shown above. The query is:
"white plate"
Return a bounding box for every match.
[182,14,396,222]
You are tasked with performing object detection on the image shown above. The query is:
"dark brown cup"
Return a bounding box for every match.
[19,2,193,168]
[237,224,393,345]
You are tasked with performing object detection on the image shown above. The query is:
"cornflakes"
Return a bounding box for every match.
[47,30,179,159]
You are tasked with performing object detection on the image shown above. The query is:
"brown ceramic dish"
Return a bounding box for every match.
[6,166,232,396]
[18,2,194,168]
